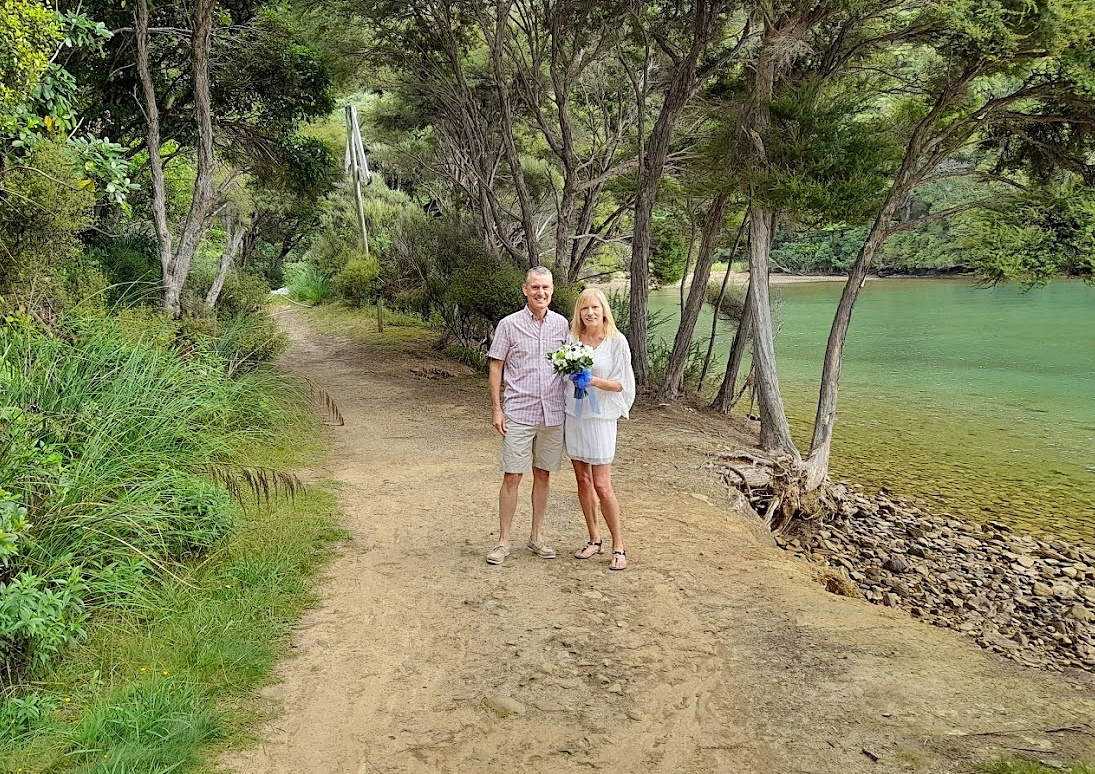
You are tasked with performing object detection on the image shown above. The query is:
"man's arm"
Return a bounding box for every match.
[488,358,506,436]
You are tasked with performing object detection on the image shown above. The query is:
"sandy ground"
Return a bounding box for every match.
[222,309,1095,774]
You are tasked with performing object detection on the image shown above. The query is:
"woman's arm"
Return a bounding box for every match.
[590,334,631,394]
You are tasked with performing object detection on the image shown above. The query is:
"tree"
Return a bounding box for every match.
[797,0,1095,489]
[626,0,748,388]
[962,178,1095,286]
[134,0,218,318]
[124,0,335,316]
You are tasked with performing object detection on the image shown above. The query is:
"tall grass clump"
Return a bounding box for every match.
[284,262,332,303]
[0,312,300,693]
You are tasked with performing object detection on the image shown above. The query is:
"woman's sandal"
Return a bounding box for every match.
[574,540,603,559]
[610,550,627,571]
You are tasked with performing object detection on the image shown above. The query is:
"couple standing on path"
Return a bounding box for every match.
[486,266,636,570]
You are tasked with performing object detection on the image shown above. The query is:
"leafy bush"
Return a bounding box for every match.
[549,281,581,319]
[389,215,527,345]
[0,570,88,679]
[88,233,160,305]
[0,692,56,739]
[333,254,380,306]
[0,141,94,304]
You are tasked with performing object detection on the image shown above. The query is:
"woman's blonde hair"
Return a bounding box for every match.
[570,287,619,340]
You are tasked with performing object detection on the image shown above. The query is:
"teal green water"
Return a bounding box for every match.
[648,278,1095,541]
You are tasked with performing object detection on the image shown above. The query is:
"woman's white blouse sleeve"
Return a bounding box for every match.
[613,333,636,419]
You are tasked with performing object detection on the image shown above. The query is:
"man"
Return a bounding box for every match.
[485,266,569,565]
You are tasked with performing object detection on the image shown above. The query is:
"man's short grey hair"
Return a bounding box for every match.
[526,266,553,283]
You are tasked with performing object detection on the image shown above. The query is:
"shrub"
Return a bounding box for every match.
[389,215,529,345]
[88,233,160,305]
[549,281,581,319]
[333,254,380,306]
[0,142,94,305]
[215,271,271,318]
[0,570,88,679]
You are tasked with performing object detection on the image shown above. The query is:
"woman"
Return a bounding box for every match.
[564,288,636,570]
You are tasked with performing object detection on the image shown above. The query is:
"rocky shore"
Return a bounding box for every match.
[734,478,1095,673]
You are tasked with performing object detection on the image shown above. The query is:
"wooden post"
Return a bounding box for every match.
[344,105,370,257]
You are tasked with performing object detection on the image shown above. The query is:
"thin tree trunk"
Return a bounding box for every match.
[804,159,921,486]
[487,0,540,268]
[165,0,217,316]
[660,192,728,398]
[744,23,798,456]
[205,216,245,310]
[747,205,796,455]
[628,2,723,387]
[680,211,697,316]
[629,78,693,387]
[712,275,753,413]
[134,0,173,313]
[699,212,747,389]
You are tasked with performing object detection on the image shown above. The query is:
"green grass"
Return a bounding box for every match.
[0,311,344,772]
[295,301,437,354]
[284,263,332,304]
[2,460,342,773]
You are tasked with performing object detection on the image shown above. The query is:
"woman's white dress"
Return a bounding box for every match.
[564,332,636,465]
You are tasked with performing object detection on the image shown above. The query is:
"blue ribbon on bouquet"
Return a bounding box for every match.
[570,369,600,417]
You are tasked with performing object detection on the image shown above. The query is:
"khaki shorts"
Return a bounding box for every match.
[500,419,564,474]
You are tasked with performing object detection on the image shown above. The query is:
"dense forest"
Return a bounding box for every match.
[2,0,1093,764]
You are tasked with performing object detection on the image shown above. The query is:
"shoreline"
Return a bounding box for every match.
[707,457,1095,674]
[594,269,974,294]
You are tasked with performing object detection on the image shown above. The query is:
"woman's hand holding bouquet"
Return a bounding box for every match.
[547,342,594,399]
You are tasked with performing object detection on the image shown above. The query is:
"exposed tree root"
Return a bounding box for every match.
[708,450,839,532]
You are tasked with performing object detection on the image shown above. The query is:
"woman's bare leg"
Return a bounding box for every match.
[592,464,624,555]
[572,460,600,544]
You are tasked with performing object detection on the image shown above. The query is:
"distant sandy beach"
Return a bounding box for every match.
[596,270,850,294]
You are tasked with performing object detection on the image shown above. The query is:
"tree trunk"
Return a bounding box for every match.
[487,1,540,268]
[137,0,217,318]
[747,206,796,455]
[134,0,173,313]
[699,212,747,389]
[205,216,245,310]
[165,0,217,316]
[680,211,697,316]
[804,163,920,486]
[629,75,695,387]
[660,192,728,398]
[628,2,723,387]
[711,275,753,413]
[743,20,798,456]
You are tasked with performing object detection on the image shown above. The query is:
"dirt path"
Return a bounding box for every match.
[223,309,1095,774]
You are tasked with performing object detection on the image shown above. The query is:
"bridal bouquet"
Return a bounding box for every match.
[547,342,595,399]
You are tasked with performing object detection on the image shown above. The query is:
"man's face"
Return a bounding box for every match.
[522,273,553,314]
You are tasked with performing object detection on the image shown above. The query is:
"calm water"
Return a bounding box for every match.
[648,278,1095,541]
